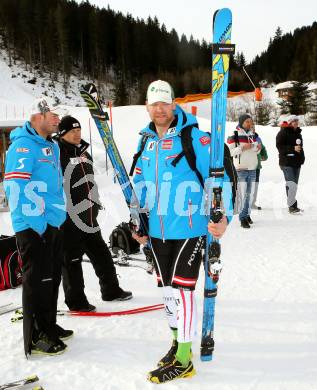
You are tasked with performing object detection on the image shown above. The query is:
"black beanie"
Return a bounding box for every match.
[238,114,251,128]
[58,115,81,136]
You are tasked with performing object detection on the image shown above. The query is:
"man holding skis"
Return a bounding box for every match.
[132,80,233,383]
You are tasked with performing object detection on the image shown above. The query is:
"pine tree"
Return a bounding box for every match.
[256,102,271,125]
[274,27,283,40]
[288,81,310,115]
[114,74,129,106]
[235,52,246,68]
[308,90,317,125]
[277,99,291,116]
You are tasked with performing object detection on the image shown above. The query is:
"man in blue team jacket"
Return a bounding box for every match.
[132,80,233,383]
[4,97,71,357]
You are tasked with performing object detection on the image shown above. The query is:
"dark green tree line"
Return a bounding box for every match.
[247,23,317,85]
[0,0,222,101]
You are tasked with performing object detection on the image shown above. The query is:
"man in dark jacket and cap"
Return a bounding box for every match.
[57,115,132,311]
[276,115,305,213]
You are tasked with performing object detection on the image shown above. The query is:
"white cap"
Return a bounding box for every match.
[146,80,174,104]
[29,97,66,117]
[287,115,299,124]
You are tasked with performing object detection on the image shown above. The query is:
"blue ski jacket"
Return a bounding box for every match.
[4,121,66,235]
[133,105,233,240]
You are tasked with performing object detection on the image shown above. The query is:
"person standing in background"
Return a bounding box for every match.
[276,115,305,213]
[227,114,261,228]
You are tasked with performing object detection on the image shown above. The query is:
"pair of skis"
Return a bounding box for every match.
[84,251,154,273]
[0,374,43,390]
[79,84,149,236]
[200,8,234,361]
[80,8,233,361]
[0,303,22,316]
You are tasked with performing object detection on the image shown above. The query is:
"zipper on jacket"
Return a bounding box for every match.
[155,141,165,242]
[78,150,94,227]
[51,144,62,191]
[188,199,193,229]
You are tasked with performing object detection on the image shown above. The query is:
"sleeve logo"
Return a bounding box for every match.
[135,167,142,175]
[199,136,210,146]
[16,148,30,153]
[16,158,28,170]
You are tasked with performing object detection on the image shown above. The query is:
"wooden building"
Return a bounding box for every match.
[275,81,296,100]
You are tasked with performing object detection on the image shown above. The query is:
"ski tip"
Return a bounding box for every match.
[27,375,39,382]
[213,8,232,23]
[200,355,213,362]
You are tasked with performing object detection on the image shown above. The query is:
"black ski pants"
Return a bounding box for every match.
[62,220,119,308]
[16,225,63,355]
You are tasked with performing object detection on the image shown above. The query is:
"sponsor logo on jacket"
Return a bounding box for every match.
[16,158,28,170]
[70,156,88,165]
[167,127,176,135]
[42,147,53,156]
[147,141,155,151]
[16,148,30,153]
[199,136,210,146]
[162,139,173,150]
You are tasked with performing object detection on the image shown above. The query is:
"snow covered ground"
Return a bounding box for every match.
[0,49,113,120]
[0,100,317,390]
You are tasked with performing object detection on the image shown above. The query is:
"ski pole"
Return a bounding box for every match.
[108,101,113,134]
[242,66,257,89]
[89,117,93,160]
[108,101,116,183]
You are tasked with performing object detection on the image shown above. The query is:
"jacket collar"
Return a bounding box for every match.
[10,121,54,145]
[59,138,90,155]
[140,105,198,138]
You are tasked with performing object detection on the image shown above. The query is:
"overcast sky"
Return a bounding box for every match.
[77,0,316,62]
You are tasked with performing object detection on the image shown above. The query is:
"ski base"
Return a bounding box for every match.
[11,304,164,322]
[0,303,22,316]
